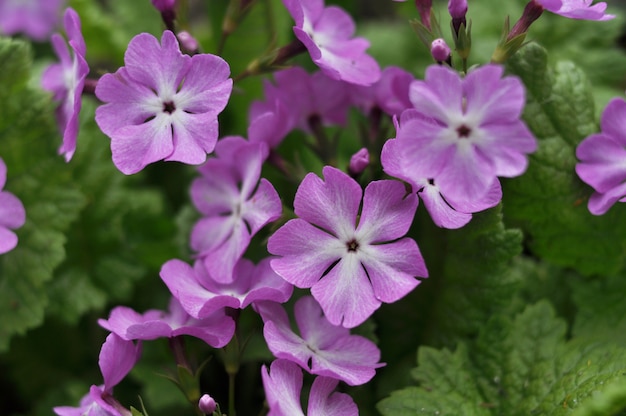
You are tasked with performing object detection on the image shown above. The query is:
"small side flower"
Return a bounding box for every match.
[576,97,626,215]
[95,30,233,174]
[0,158,26,255]
[41,7,88,162]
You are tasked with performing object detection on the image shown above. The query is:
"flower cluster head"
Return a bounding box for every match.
[95,30,233,175]
[262,359,358,416]
[382,64,536,227]
[0,158,26,255]
[535,0,613,21]
[282,0,381,86]
[348,66,414,118]
[54,333,141,416]
[256,297,383,386]
[268,166,428,328]
[0,0,64,40]
[576,97,626,215]
[190,137,282,281]
[249,67,349,149]
[41,7,88,162]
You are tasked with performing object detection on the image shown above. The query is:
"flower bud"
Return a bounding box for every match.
[198,394,217,415]
[430,38,451,64]
[177,31,199,54]
[151,0,176,13]
[448,0,468,36]
[349,148,369,177]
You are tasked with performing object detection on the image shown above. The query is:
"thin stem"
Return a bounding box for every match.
[228,371,236,416]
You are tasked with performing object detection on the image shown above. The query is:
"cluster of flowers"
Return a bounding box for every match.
[0,0,619,414]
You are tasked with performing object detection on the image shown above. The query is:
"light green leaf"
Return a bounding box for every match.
[378,301,626,415]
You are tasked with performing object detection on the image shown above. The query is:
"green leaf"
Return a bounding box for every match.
[374,206,522,399]
[421,205,523,346]
[503,42,626,276]
[378,301,626,415]
[571,273,626,348]
[0,37,87,351]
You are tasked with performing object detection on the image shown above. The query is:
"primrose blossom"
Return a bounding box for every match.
[268,166,428,328]
[282,0,381,85]
[95,30,232,174]
[0,0,64,40]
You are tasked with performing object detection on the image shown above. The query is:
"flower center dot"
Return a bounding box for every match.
[456,124,471,138]
[163,101,176,114]
[346,239,359,252]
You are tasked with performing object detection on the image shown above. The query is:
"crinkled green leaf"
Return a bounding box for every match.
[374,206,522,398]
[378,301,626,415]
[0,38,86,351]
[571,273,626,348]
[422,205,523,345]
[503,42,626,276]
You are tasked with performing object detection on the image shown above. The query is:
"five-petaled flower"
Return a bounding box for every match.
[95,30,233,174]
[256,297,384,386]
[382,64,536,209]
[268,166,428,328]
[282,0,381,86]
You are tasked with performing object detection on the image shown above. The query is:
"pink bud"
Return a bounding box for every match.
[177,31,199,53]
[198,394,217,414]
[448,0,467,19]
[151,0,176,13]
[349,148,370,176]
[430,38,451,63]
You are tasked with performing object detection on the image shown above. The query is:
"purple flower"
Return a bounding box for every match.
[256,297,383,385]
[0,0,64,40]
[250,68,350,144]
[41,8,88,162]
[95,30,232,174]
[282,0,381,86]
[536,0,614,20]
[382,131,502,229]
[190,137,282,282]
[349,66,414,117]
[160,257,293,319]
[262,359,358,416]
[268,166,428,328]
[384,64,536,207]
[576,97,626,215]
[0,158,26,255]
[98,297,235,348]
[54,333,141,416]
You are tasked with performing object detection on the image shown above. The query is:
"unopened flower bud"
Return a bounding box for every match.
[430,38,451,64]
[448,0,467,19]
[151,0,176,13]
[177,31,199,54]
[415,0,433,30]
[448,0,468,35]
[349,148,369,176]
[198,394,217,415]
